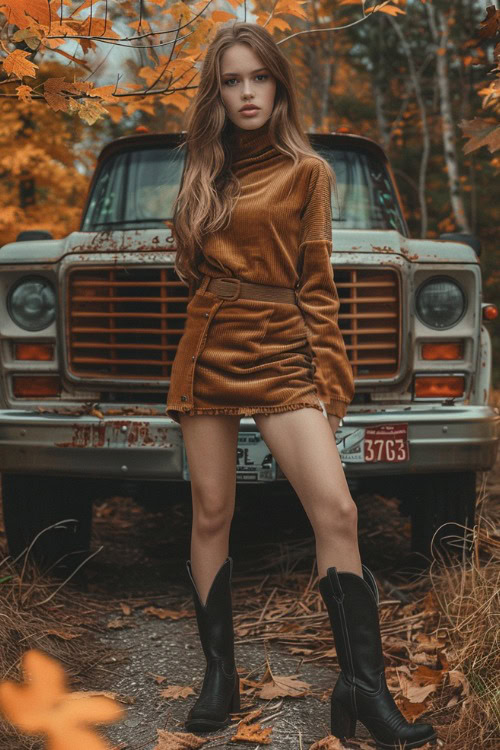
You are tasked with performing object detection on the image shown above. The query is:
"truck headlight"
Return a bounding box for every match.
[415,276,466,329]
[7,275,56,331]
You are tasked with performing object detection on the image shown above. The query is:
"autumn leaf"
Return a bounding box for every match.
[143,605,191,620]
[153,727,208,749]
[309,736,348,750]
[460,117,500,155]
[257,669,311,700]
[230,720,273,744]
[0,649,124,750]
[0,0,52,28]
[12,25,42,50]
[160,685,195,699]
[211,11,236,23]
[106,617,131,629]
[3,49,38,78]
[16,83,32,101]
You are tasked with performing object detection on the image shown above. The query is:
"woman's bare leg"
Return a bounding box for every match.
[253,408,362,578]
[179,413,241,604]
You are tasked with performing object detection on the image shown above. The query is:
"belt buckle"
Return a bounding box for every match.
[216,277,241,301]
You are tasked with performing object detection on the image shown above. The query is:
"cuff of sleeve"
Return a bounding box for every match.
[323,399,350,419]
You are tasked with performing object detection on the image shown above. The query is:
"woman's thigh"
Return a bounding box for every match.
[180,414,241,516]
[252,408,356,531]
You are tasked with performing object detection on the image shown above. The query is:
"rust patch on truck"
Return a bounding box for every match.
[55,420,171,448]
[371,244,420,261]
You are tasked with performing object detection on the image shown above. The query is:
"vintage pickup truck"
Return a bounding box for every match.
[0,130,498,571]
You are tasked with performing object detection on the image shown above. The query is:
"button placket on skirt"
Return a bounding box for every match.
[183,294,224,411]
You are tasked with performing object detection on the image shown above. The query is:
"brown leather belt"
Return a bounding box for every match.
[202,274,298,305]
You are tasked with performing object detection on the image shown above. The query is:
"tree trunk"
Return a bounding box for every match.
[389,17,431,238]
[426,3,471,233]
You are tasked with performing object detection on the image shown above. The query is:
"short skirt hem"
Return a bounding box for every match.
[166,401,324,424]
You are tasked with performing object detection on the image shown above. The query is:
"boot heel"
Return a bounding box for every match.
[331,698,356,739]
[230,674,240,713]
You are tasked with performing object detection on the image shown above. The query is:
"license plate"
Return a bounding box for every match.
[337,423,409,463]
[182,431,277,482]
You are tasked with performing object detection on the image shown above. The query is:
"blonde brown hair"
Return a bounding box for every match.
[171,21,337,292]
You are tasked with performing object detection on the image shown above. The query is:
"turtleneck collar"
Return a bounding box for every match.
[232,117,275,162]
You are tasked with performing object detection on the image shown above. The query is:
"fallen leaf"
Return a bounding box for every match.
[257,673,311,700]
[448,669,470,694]
[308,736,347,749]
[119,603,132,616]
[230,720,272,743]
[160,686,195,700]
[149,674,168,684]
[107,619,131,630]
[153,727,208,748]
[45,629,82,641]
[143,606,191,620]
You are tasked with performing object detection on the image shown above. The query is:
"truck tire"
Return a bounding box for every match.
[1,474,93,572]
[407,471,477,563]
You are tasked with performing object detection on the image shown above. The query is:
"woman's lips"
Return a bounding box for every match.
[240,108,260,116]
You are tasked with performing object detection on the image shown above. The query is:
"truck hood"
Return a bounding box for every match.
[0,228,478,265]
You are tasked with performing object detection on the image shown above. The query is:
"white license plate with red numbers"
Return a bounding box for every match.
[336,424,409,463]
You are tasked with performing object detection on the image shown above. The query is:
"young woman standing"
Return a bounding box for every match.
[166,21,436,750]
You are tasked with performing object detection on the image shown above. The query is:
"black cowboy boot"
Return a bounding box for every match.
[185,556,240,732]
[319,564,437,749]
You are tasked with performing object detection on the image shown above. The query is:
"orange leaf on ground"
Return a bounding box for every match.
[160,685,195,700]
[143,606,191,620]
[257,673,311,700]
[230,720,272,744]
[308,735,348,749]
[153,728,208,748]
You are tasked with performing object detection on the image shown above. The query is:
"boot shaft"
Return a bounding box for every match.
[319,565,385,692]
[186,557,236,668]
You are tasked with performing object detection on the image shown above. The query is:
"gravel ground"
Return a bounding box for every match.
[3,456,498,750]
[78,478,446,750]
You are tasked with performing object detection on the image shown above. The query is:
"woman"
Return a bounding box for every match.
[166,21,437,749]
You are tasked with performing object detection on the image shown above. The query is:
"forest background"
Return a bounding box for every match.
[0,0,498,382]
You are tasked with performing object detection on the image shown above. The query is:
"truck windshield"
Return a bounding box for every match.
[81,144,406,234]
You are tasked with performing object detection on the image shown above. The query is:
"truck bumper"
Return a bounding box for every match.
[0,404,498,481]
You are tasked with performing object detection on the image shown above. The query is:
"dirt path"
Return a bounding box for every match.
[78,453,498,750]
[1,449,498,750]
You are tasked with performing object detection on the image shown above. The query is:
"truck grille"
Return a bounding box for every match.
[66,266,400,382]
[335,267,401,378]
[66,267,188,380]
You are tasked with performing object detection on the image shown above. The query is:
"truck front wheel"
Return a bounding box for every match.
[407,471,477,564]
[1,474,93,573]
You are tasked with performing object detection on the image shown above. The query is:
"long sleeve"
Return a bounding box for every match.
[296,159,355,419]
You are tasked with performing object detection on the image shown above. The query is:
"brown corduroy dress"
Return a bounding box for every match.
[166,120,355,425]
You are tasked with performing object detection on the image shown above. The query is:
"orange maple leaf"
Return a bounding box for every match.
[0,649,124,750]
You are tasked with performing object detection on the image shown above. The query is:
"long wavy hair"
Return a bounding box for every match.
[171,21,337,293]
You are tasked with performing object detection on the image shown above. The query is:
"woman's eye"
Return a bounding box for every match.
[223,74,269,86]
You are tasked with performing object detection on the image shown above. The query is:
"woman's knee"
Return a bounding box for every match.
[191,489,234,536]
[313,494,358,537]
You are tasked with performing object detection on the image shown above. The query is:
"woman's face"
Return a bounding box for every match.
[219,42,276,130]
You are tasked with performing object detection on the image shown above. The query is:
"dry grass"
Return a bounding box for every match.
[425,468,500,748]
[0,547,111,750]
